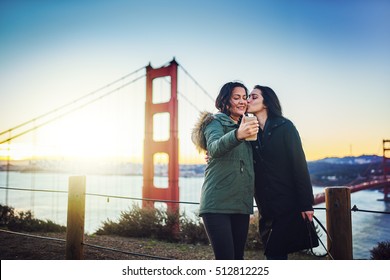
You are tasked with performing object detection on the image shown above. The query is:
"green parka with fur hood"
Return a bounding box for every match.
[192,111,255,216]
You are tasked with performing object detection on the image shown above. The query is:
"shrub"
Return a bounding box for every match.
[370,241,390,260]
[96,204,263,248]
[97,205,178,240]
[180,214,209,245]
[0,204,15,226]
[97,204,209,244]
[0,204,66,232]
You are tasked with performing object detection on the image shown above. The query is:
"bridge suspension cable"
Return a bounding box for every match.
[0,60,214,145]
[0,66,146,144]
[178,64,214,103]
[157,62,215,113]
[163,77,202,113]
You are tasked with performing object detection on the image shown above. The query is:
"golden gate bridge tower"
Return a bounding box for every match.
[142,59,179,214]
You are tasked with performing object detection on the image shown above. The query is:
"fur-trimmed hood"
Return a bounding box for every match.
[191,111,214,152]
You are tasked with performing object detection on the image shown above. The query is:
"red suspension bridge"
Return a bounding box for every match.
[0,58,389,215]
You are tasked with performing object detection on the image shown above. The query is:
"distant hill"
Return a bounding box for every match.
[183,155,387,186]
[312,155,382,165]
[308,155,385,186]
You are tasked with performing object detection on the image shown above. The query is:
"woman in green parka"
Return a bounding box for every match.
[191,81,259,260]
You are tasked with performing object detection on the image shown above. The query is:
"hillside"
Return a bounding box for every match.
[184,155,387,187]
[308,155,385,186]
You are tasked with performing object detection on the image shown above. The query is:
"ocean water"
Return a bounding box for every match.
[1,171,389,259]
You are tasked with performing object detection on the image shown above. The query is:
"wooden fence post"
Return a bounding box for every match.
[325,187,353,260]
[66,176,86,260]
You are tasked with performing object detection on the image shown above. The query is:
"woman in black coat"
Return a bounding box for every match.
[247,85,317,260]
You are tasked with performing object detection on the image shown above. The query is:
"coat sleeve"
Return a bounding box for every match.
[285,122,314,211]
[204,119,243,158]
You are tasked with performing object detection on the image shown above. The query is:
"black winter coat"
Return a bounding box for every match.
[252,116,313,218]
[251,116,316,255]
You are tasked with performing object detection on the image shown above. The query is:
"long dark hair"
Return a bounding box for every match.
[215,82,248,115]
[254,85,282,118]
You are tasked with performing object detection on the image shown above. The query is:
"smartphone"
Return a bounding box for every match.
[244,116,257,141]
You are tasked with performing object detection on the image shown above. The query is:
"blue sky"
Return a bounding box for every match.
[1,0,389,161]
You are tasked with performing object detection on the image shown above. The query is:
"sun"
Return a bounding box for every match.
[8,104,145,162]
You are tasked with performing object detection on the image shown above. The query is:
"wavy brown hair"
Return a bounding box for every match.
[215,82,248,116]
[254,85,282,118]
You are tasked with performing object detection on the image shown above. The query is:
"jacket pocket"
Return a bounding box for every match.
[210,159,239,190]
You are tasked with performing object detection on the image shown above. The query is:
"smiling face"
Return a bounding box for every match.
[228,86,247,121]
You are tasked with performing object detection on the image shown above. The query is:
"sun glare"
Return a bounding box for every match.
[0,103,143,162]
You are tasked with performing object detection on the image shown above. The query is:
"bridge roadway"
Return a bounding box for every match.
[313,178,390,205]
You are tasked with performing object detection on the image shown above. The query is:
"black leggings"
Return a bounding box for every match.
[202,213,250,260]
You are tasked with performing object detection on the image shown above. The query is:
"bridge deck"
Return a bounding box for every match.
[313,178,390,205]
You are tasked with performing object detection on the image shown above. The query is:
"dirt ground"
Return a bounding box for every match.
[0,230,220,260]
[1,230,324,260]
